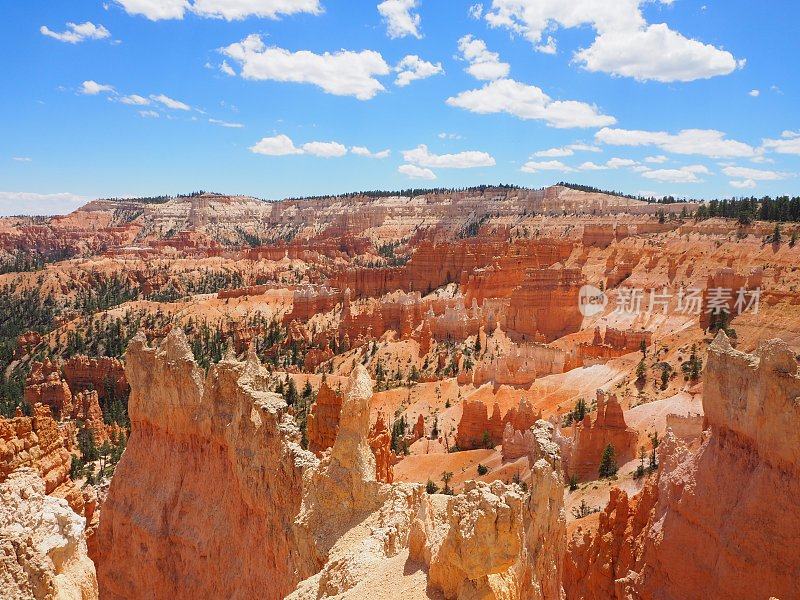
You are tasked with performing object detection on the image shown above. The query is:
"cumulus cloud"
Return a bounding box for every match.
[40,21,111,43]
[250,134,304,155]
[484,0,743,82]
[0,191,87,216]
[468,4,483,19]
[398,164,436,180]
[536,36,557,54]
[749,89,760,97]
[114,0,321,21]
[221,35,390,100]
[457,35,510,81]
[721,166,789,181]
[301,141,348,157]
[762,131,800,155]
[447,78,616,129]
[351,146,391,159]
[139,110,160,118]
[378,0,421,39]
[535,142,601,157]
[534,147,573,158]
[249,134,350,157]
[521,160,574,173]
[596,127,756,158]
[606,157,637,168]
[641,164,710,183]
[219,60,236,76]
[394,55,443,87]
[150,93,191,110]
[730,179,757,189]
[645,155,668,164]
[402,144,495,168]
[575,157,640,170]
[80,80,115,95]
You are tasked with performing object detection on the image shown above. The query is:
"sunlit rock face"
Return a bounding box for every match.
[565,332,800,600]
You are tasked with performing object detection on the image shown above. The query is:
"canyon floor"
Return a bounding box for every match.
[1,185,799,599]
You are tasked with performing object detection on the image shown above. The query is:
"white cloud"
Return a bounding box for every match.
[120,94,150,105]
[596,127,756,158]
[150,93,191,110]
[249,134,350,157]
[394,55,443,87]
[645,155,668,164]
[749,89,760,97]
[447,78,616,129]
[351,146,391,159]
[457,35,510,81]
[250,134,304,155]
[534,147,573,158]
[536,35,557,54]
[484,0,743,82]
[0,191,87,216]
[398,164,436,180]
[578,161,606,171]
[41,21,111,43]
[438,132,463,140]
[80,80,115,95]
[301,141,348,157]
[468,3,483,19]
[114,0,321,21]
[730,179,757,189]
[12,157,32,162]
[641,164,710,183]
[577,157,640,170]
[606,157,637,168]
[721,166,789,181]
[521,160,574,173]
[139,110,160,118]
[575,24,744,83]
[402,144,495,168]
[568,142,601,153]
[209,118,243,128]
[378,0,421,39]
[221,35,390,100]
[114,0,188,19]
[219,60,236,76]
[762,134,800,156]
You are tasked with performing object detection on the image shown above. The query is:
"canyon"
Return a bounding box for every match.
[1,184,799,599]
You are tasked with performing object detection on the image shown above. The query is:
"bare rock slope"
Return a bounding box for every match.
[96,329,567,599]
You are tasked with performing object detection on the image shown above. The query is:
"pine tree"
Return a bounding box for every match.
[598,444,618,478]
[441,471,454,495]
[285,378,298,406]
[636,359,647,382]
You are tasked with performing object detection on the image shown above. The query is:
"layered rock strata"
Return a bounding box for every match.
[97,330,568,599]
[565,333,800,599]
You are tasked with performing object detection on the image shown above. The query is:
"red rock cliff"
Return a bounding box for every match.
[565,332,800,600]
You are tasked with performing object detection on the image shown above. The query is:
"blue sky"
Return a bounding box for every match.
[2,0,799,215]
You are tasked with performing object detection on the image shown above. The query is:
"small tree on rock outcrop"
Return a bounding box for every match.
[599,444,618,478]
[441,471,454,495]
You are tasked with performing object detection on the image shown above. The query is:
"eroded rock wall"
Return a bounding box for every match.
[565,333,800,600]
[0,468,98,600]
[96,331,317,599]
